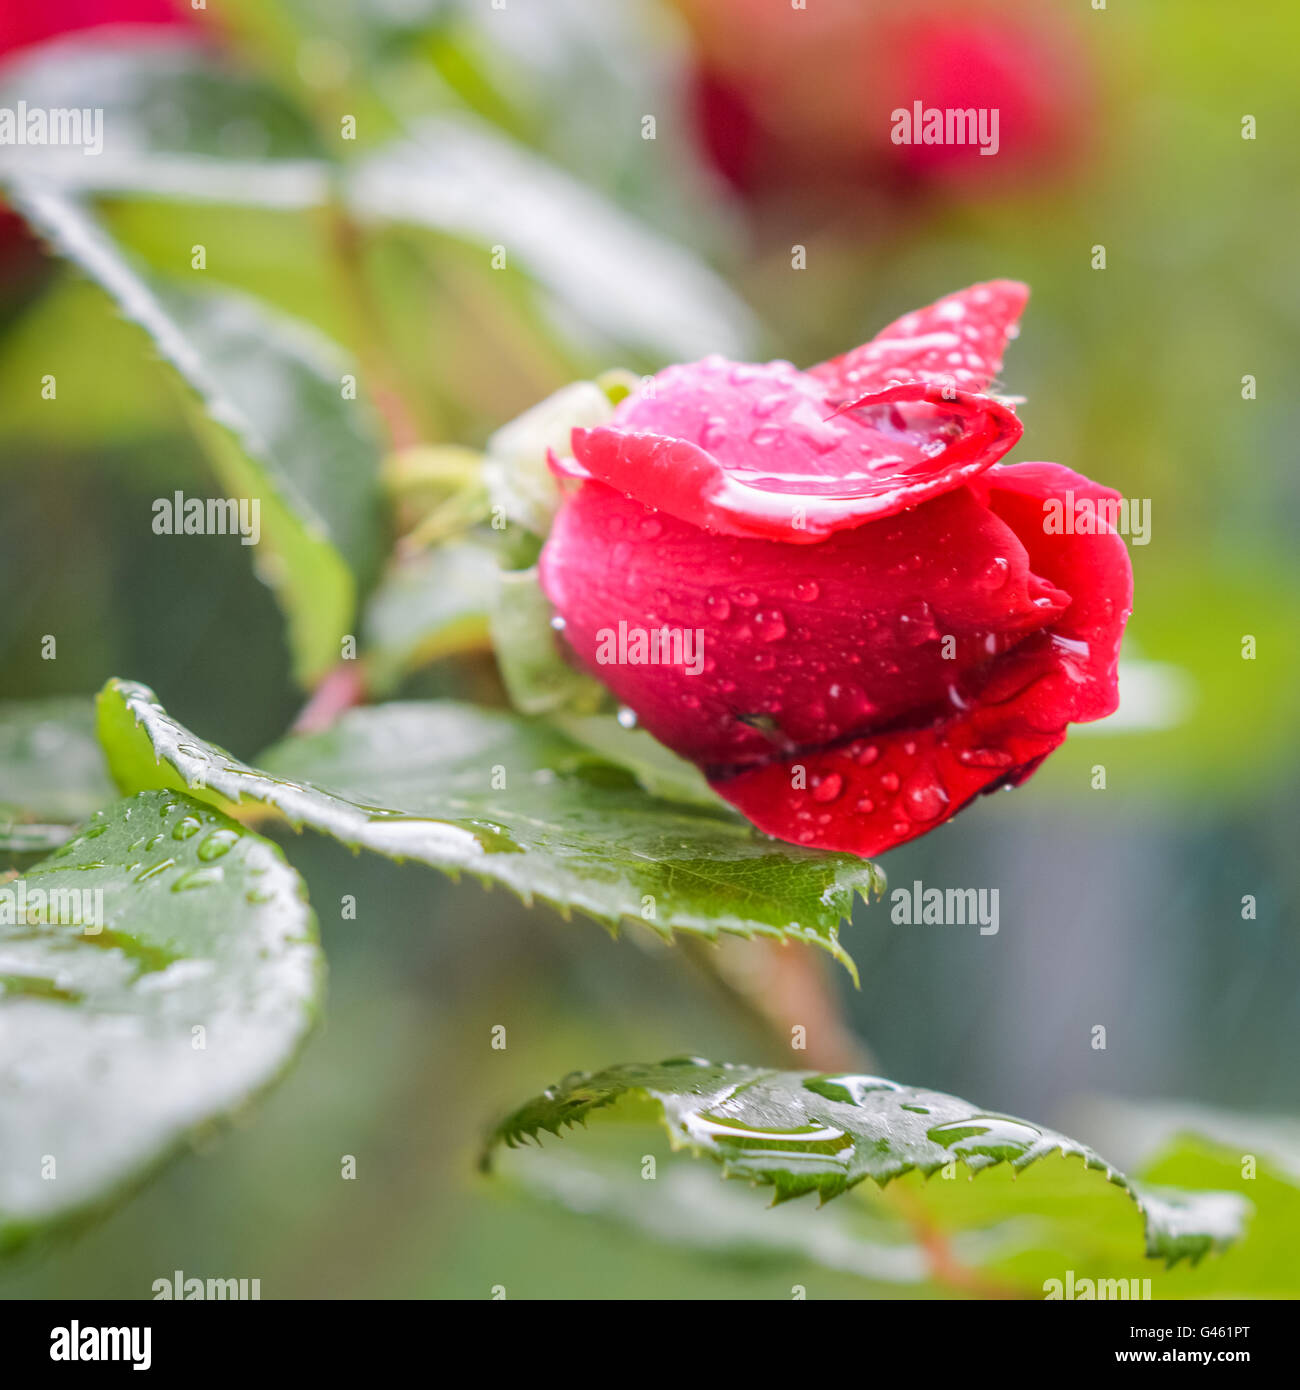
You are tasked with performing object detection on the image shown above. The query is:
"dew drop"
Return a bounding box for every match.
[701,417,727,450]
[958,747,1015,768]
[172,867,223,893]
[793,580,820,602]
[812,773,843,803]
[900,771,949,822]
[754,609,787,641]
[977,556,1010,590]
[197,829,239,862]
[705,592,731,621]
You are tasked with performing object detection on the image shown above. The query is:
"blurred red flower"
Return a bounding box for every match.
[0,0,195,63]
[678,0,1093,202]
[0,0,204,309]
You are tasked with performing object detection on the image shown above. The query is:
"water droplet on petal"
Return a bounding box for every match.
[977,556,1010,590]
[958,747,1015,768]
[900,771,949,822]
[705,592,731,621]
[793,580,820,602]
[812,773,843,803]
[754,609,787,641]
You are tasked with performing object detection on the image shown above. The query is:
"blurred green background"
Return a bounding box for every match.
[1,0,1297,1297]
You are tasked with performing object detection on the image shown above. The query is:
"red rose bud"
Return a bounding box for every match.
[866,6,1093,190]
[539,282,1132,858]
[679,0,1092,199]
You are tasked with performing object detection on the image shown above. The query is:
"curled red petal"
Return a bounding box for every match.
[810,280,1029,401]
[569,375,1022,542]
[972,460,1133,725]
[539,481,1067,769]
[708,721,1065,858]
[708,461,1131,856]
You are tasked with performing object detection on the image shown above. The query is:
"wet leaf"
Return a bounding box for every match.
[0,39,327,204]
[483,1060,1249,1266]
[0,698,115,848]
[362,539,495,695]
[490,566,603,715]
[96,679,881,970]
[6,188,385,686]
[348,117,758,360]
[0,791,322,1254]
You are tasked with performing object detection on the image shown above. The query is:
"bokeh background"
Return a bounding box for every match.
[1,0,1297,1298]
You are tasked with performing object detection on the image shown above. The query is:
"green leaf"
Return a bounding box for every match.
[490,566,603,715]
[96,679,880,970]
[348,117,758,360]
[0,39,329,205]
[552,713,725,811]
[8,188,385,685]
[0,790,322,1253]
[507,1146,938,1287]
[0,698,115,847]
[483,1060,1249,1266]
[0,41,755,365]
[361,538,495,694]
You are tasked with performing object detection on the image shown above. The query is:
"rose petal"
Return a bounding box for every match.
[972,460,1133,725]
[539,480,1068,769]
[568,363,1022,541]
[810,280,1029,401]
[707,461,1131,856]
